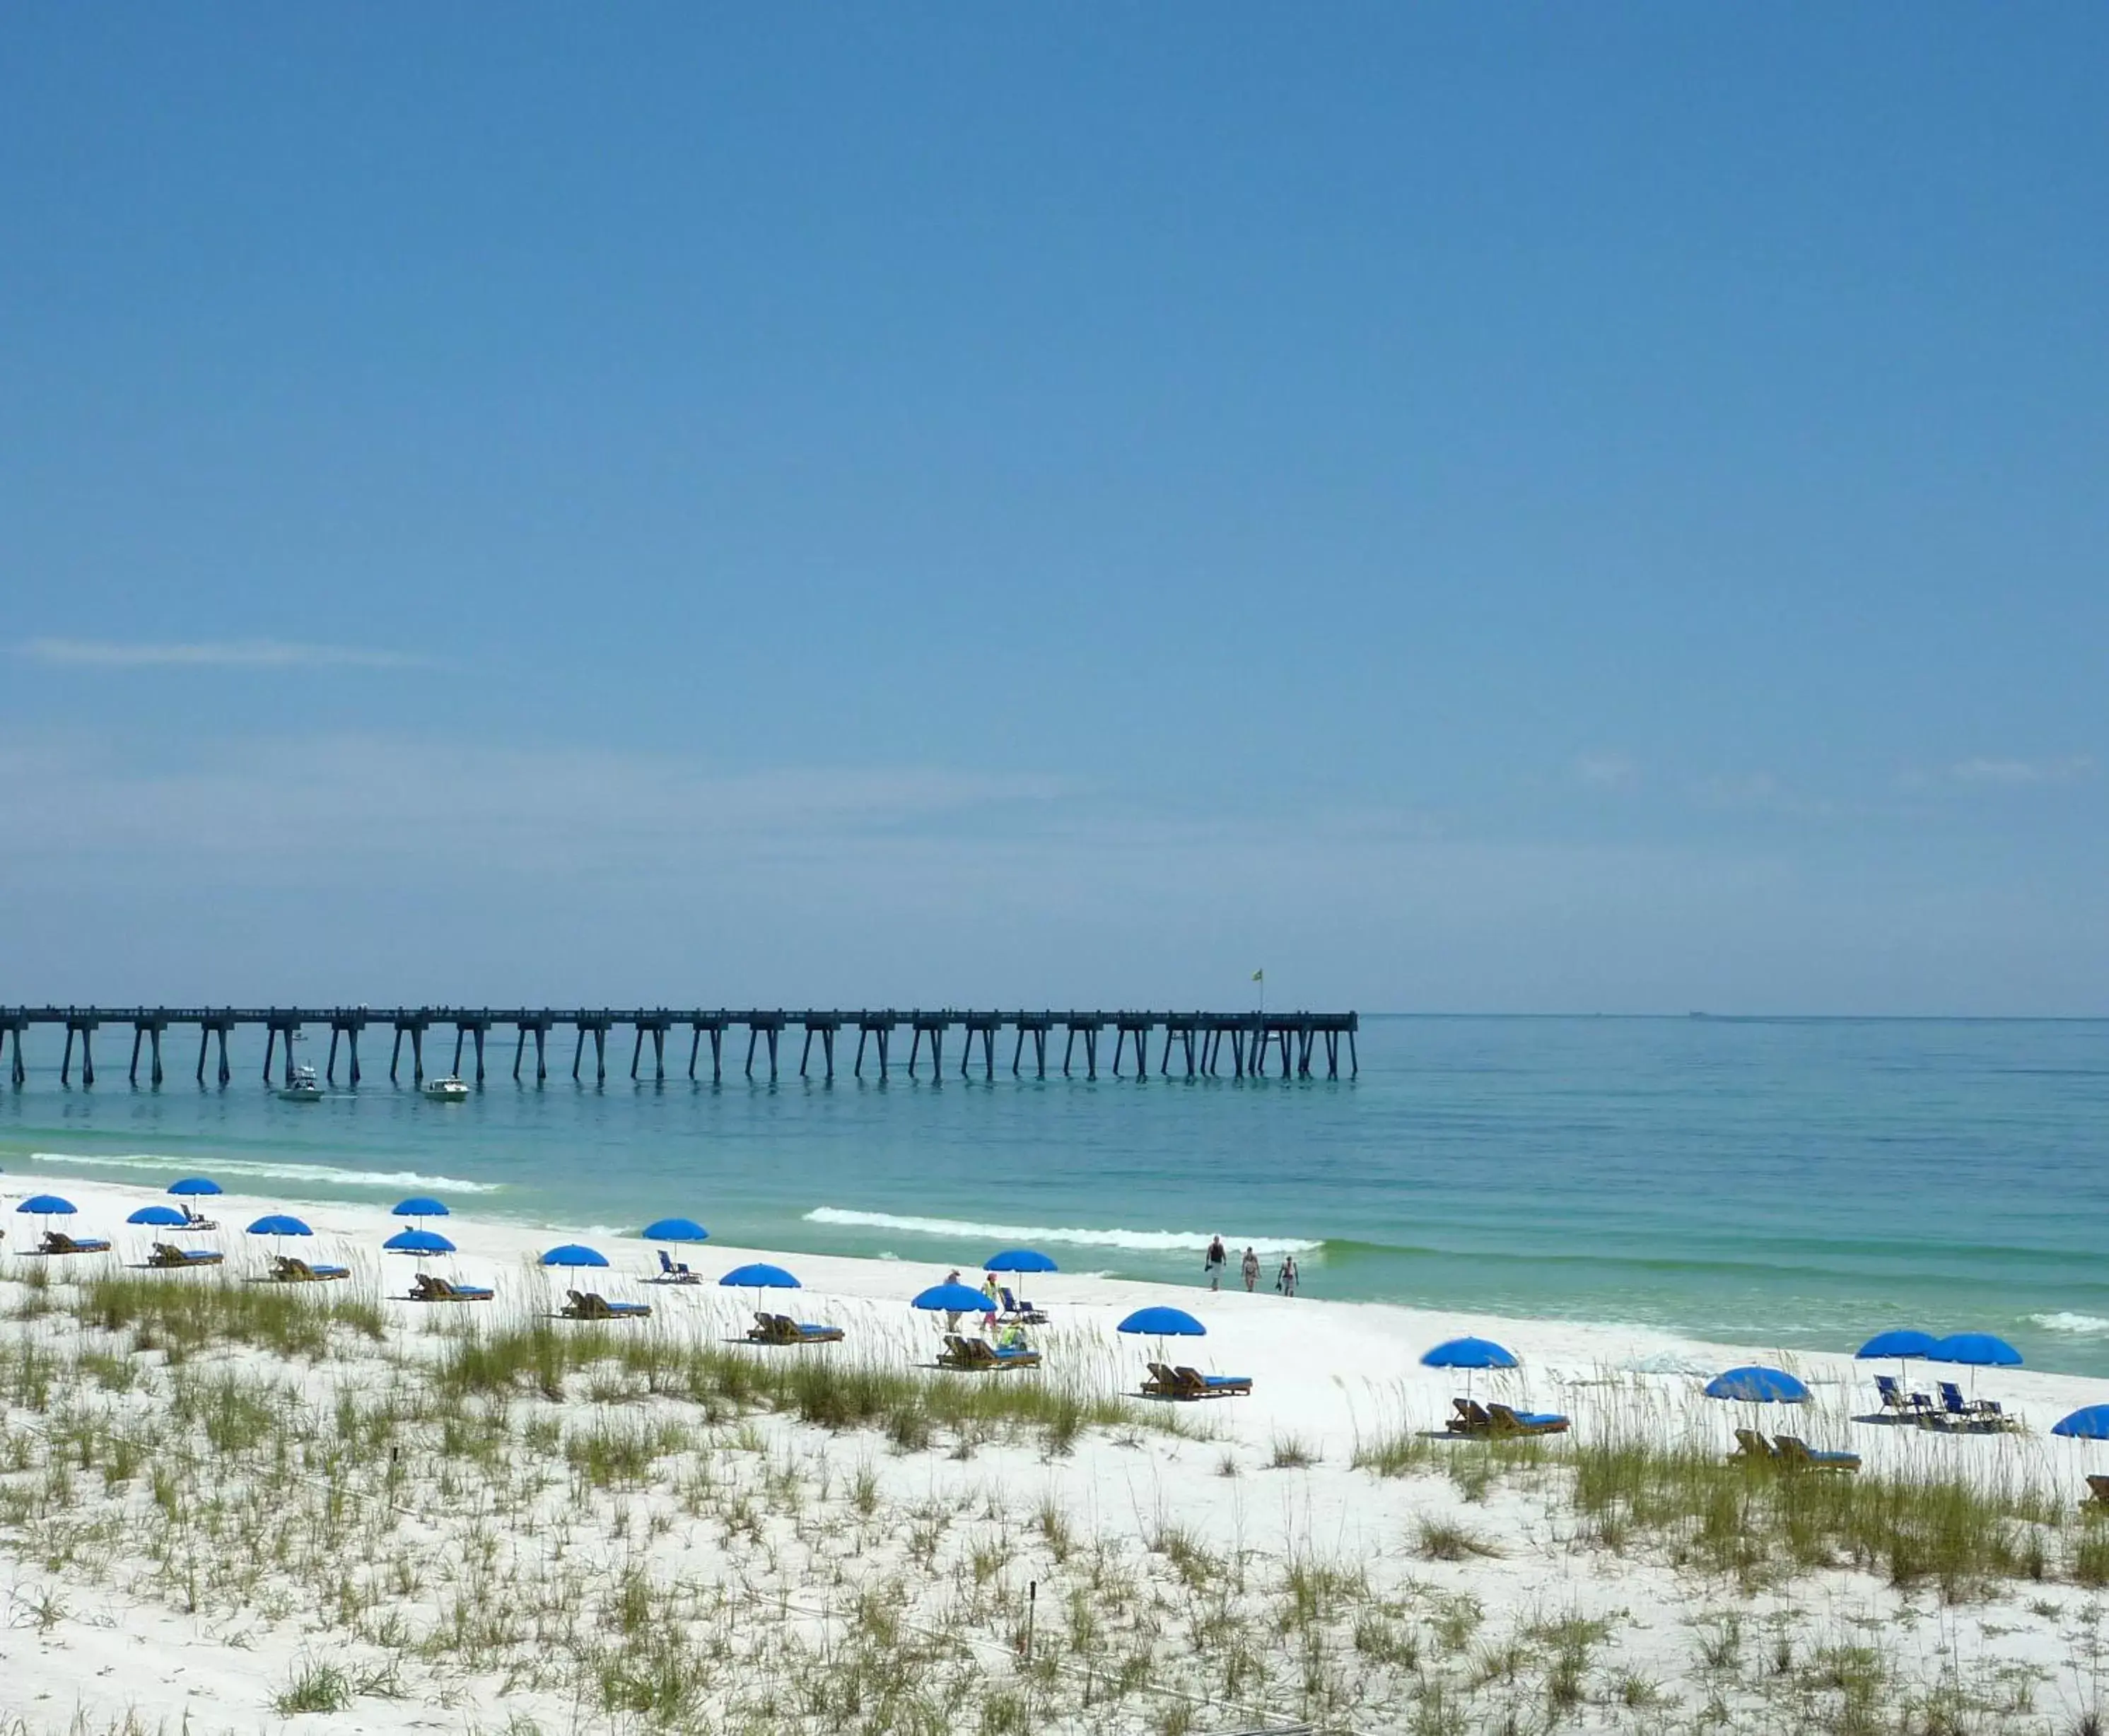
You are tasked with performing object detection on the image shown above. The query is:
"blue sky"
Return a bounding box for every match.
[4,8,2105,1011]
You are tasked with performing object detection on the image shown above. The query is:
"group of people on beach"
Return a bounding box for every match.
[1203,1234,1297,1296]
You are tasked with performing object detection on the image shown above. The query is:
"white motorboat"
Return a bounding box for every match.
[421,1075,471,1102]
[277,1064,324,1102]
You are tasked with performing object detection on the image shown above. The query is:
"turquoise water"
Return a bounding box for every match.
[4,1016,2108,1376]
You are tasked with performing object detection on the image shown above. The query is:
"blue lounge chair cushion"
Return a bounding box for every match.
[312,1265,349,1278]
[456,1286,494,1299]
[1202,1375,1250,1388]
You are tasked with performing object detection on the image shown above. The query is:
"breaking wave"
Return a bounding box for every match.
[23,1151,501,1194]
[806,1206,1321,1256]
[2029,1312,2109,1337]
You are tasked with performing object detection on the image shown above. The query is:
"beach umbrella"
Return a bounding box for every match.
[2053,1406,2109,1441]
[383,1227,456,1257]
[1702,1366,1811,1404]
[1929,1333,2022,1368]
[984,1248,1058,1274]
[540,1243,609,1268]
[18,1195,78,1219]
[392,1197,450,1219]
[642,1217,710,1243]
[247,1214,314,1238]
[720,1262,800,1289]
[127,1205,189,1227]
[913,1282,998,1315]
[1421,1335,1519,1402]
[1116,1306,1206,1338]
[1854,1330,1940,1361]
[168,1178,222,1197]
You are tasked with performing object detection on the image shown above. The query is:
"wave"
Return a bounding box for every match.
[2029,1312,2109,1337]
[805,1206,1322,1256]
[23,1151,501,1195]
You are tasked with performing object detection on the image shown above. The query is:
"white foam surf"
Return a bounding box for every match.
[23,1151,501,1194]
[805,1206,1321,1255]
[2028,1311,2109,1337]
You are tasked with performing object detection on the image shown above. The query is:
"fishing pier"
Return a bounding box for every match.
[0,1007,1358,1088]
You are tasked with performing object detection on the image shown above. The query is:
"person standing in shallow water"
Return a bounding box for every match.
[1240,1246,1261,1291]
[1204,1236,1227,1290]
[1275,1254,1299,1297]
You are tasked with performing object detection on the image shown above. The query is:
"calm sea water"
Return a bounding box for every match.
[4,1016,2108,1376]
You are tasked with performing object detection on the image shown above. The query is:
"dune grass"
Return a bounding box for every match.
[72,1270,385,1359]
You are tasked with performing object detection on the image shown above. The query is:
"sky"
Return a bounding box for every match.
[4,8,2105,1013]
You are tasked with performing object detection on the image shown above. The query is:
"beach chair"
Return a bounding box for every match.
[1141,1361,1182,1398]
[1450,1399,1496,1436]
[1731,1428,1779,1462]
[37,1230,112,1255]
[1774,1435,1862,1472]
[1485,1401,1570,1437]
[1874,1375,1936,1421]
[940,1335,1041,1372]
[1172,1365,1253,1400]
[997,1286,1048,1325]
[146,1241,223,1269]
[1937,1383,2017,1431]
[2084,1474,2109,1507]
[560,1290,650,1320]
[269,1255,350,1283]
[181,1209,218,1231]
[408,1272,493,1303]
[652,1250,702,1286]
[748,1311,843,1345]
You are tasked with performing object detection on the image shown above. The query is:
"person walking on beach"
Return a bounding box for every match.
[980,1269,1003,1336]
[1240,1246,1261,1292]
[1275,1254,1299,1298]
[942,1268,964,1333]
[1204,1236,1227,1291]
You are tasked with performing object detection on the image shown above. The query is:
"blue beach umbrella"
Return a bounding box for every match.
[720,1262,799,1289]
[642,1217,710,1243]
[1422,1337,1519,1371]
[168,1178,222,1197]
[1929,1333,2023,1368]
[18,1195,78,1218]
[984,1249,1058,1274]
[392,1197,450,1220]
[247,1214,314,1238]
[1117,1306,1206,1338]
[1422,1336,1519,1402]
[1855,1329,1940,1363]
[540,1243,609,1269]
[1702,1366,1811,1404]
[127,1205,189,1227]
[384,1228,456,1256]
[2052,1406,2109,1441]
[913,1282,998,1315]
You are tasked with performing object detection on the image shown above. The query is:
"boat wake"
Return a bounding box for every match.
[805,1206,1321,1256]
[24,1151,501,1194]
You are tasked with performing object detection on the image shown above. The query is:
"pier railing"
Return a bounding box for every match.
[0,1006,1357,1088]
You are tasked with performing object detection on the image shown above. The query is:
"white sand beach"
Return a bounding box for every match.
[5,1176,2108,1735]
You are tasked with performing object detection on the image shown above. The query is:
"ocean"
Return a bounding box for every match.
[4,1015,2108,1376]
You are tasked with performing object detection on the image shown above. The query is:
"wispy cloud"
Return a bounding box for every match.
[18,638,430,671]
[1896,753,2096,793]
[1575,753,1638,792]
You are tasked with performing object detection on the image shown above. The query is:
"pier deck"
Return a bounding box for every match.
[0,1007,1357,1086]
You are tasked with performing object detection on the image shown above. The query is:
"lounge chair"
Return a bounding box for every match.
[1172,1364,1252,1400]
[1485,1401,1569,1437]
[267,1255,349,1283]
[37,1230,112,1255]
[652,1250,702,1286]
[1731,1427,1779,1462]
[2085,1474,2109,1507]
[559,1289,650,1320]
[939,1334,1040,1372]
[181,1210,218,1232]
[1774,1435,1862,1472]
[408,1272,493,1302]
[1874,1374,1937,1421]
[747,1312,843,1345]
[146,1241,223,1269]
[1450,1398,1496,1436]
[997,1286,1048,1325]
[1937,1382,2019,1432]
[1142,1361,1182,1398]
